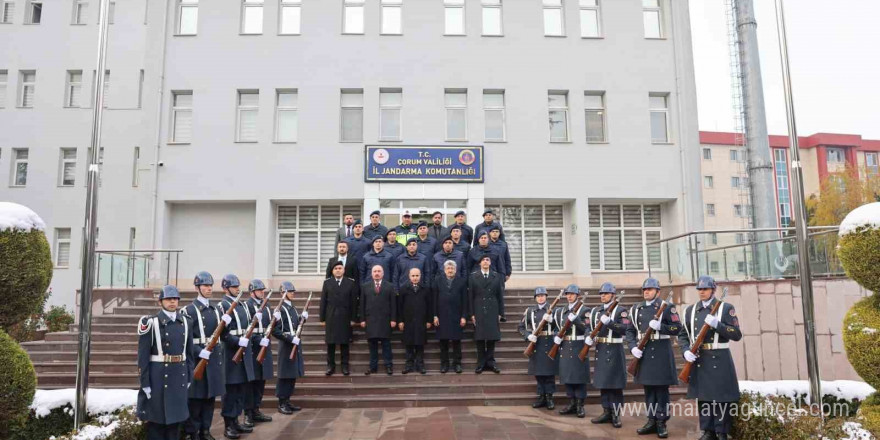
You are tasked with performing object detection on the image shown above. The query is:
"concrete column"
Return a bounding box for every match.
[364,182,380,220]
[572,197,591,278]
[252,198,272,281]
[466,183,485,230]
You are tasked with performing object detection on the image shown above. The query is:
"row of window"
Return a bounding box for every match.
[0,69,145,109]
[704,203,753,219]
[168,88,672,144]
[3,146,136,188]
[702,175,749,190]
[1,0,116,24]
[701,147,748,162]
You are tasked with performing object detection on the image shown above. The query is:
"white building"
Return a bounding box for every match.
[0,0,703,308]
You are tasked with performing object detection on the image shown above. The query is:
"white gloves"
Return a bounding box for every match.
[143,387,151,399]
[260,337,270,347]
[301,311,309,320]
[198,349,212,360]
[704,314,719,329]
[567,313,577,322]
[600,314,612,325]
[274,311,282,321]
[542,313,553,322]
[221,315,232,325]
[649,319,662,331]
[527,334,538,343]
[684,351,698,363]
[238,337,249,347]
[553,336,563,345]
[292,336,301,346]
[585,336,595,346]
[255,312,263,322]
[631,347,643,359]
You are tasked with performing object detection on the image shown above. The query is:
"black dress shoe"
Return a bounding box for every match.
[325,367,335,376]
[386,366,393,375]
[491,366,501,374]
[698,431,717,440]
[532,394,547,409]
[474,367,483,374]
[591,408,612,424]
[419,365,427,374]
[576,399,586,419]
[636,419,657,435]
[252,410,273,422]
[402,367,411,374]
[558,399,577,415]
[364,369,372,376]
[716,434,728,440]
[454,364,462,374]
[440,364,449,374]
[342,366,350,376]
[278,401,294,415]
[223,425,241,439]
[200,429,217,440]
[656,420,668,438]
[611,409,621,428]
[290,404,302,412]
[235,419,253,433]
[545,395,555,410]
[186,433,199,440]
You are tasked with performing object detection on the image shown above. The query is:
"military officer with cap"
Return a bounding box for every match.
[393,211,418,244]
[243,279,273,426]
[415,221,438,259]
[588,282,629,428]
[469,254,505,374]
[181,272,224,440]
[395,237,431,289]
[472,209,504,245]
[518,286,559,410]
[677,275,742,440]
[136,285,195,440]
[625,278,681,438]
[432,235,467,279]
[272,281,305,415]
[217,274,255,438]
[364,210,389,241]
[344,219,371,264]
[466,231,503,274]
[359,235,396,284]
[448,210,474,245]
[320,260,359,376]
[384,229,405,260]
[552,284,590,418]
[447,223,471,255]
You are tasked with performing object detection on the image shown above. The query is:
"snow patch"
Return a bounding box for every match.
[739,380,876,402]
[840,421,875,440]
[863,327,878,335]
[0,202,46,232]
[31,389,138,418]
[840,202,880,236]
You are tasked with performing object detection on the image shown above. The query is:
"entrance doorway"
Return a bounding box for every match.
[378,200,467,227]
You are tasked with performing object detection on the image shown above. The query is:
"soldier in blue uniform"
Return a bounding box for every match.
[448,224,471,255]
[384,229,405,260]
[272,281,306,415]
[364,210,389,241]
[552,284,590,418]
[448,210,474,245]
[395,237,431,289]
[344,219,371,264]
[518,287,559,410]
[415,221,438,259]
[472,209,505,245]
[359,235,396,284]
[488,226,511,323]
[136,285,195,440]
[625,278,681,438]
[181,272,224,440]
[243,279,274,426]
[466,231,503,274]
[677,276,742,440]
[588,282,628,428]
[432,235,467,279]
[218,274,255,438]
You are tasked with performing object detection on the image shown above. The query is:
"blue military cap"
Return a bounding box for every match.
[417,221,428,229]
[193,271,214,287]
[642,278,661,290]
[370,210,381,217]
[353,219,363,226]
[564,284,580,295]
[280,281,296,293]
[159,285,181,300]
[483,209,494,216]
[534,286,549,297]
[221,274,240,289]
[248,279,266,292]
[696,275,717,290]
[385,229,397,239]
[406,237,419,245]
[598,282,616,294]
[487,224,500,232]
[448,224,461,231]
[454,210,466,217]
[476,230,489,239]
[372,235,385,243]
[332,260,345,268]
[441,235,453,243]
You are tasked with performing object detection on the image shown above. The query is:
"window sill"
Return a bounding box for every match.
[272,141,297,144]
[645,37,667,41]
[340,140,364,143]
[445,139,468,143]
[239,32,263,36]
[71,23,87,26]
[278,33,301,36]
[342,32,365,36]
[581,36,604,40]
[380,33,403,36]
[9,185,26,188]
[550,140,572,144]
[378,139,403,143]
[443,33,466,37]
[174,33,197,37]
[481,34,504,37]
[544,34,567,38]
[235,141,259,144]
[16,106,34,109]
[57,185,76,188]
[55,266,70,270]
[586,141,609,145]
[652,142,674,145]
[484,140,507,143]
[166,142,191,146]
[23,22,41,25]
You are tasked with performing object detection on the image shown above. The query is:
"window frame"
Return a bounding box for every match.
[481,0,502,36]
[25,0,42,24]
[579,0,601,38]
[379,88,402,142]
[170,90,193,144]
[702,148,712,160]
[703,175,713,189]
[132,146,140,187]
[649,93,670,144]
[176,0,198,35]
[542,0,565,37]
[340,89,364,143]
[278,0,302,35]
[826,147,845,164]
[1,1,14,24]
[342,0,365,35]
[72,0,88,24]
[236,90,260,143]
[642,0,663,39]
[0,70,6,108]
[444,0,465,36]
[706,203,715,217]
[588,204,664,272]
[65,70,83,108]
[548,91,570,143]
[773,148,792,227]
[482,89,506,142]
[444,89,468,142]
[380,0,403,35]
[584,91,607,143]
[240,0,264,35]
[274,89,298,143]
[59,148,78,187]
[11,148,29,187]
[54,228,72,268]
[107,1,115,24]
[19,70,36,108]
[866,152,879,176]
[485,204,567,272]
[275,204,363,274]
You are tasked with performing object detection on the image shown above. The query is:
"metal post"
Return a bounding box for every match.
[74,0,112,429]
[665,243,673,284]
[775,0,822,407]
[723,250,729,280]
[687,235,697,281]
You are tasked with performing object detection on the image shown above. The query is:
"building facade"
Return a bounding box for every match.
[0,0,703,308]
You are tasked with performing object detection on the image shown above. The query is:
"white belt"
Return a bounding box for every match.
[193,337,209,345]
[701,342,730,350]
[229,329,246,336]
[596,337,624,344]
[638,333,671,340]
[150,354,185,363]
[567,336,585,341]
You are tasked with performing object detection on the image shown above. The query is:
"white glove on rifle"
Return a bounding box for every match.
[542,313,552,322]
[274,311,282,321]
[553,336,563,345]
[600,314,612,325]
[143,387,151,399]
[238,337,249,348]
[704,314,719,329]
[301,311,309,320]
[260,337,270,347]
[631,347,643,359]
[567,313,577,322]
[527,334,538,343]
[649,319,662,331]
[198,349,212,360]
[292,336,301,346]
[254,312,263,322]
[684,351,698,363]
[585,336,595,346]
[221,315,232,325]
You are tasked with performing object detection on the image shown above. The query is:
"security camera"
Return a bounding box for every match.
[158,161,165,167]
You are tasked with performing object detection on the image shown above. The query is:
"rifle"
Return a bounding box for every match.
[290,292,314,361]
[679,287,729,384]
[257,295,286,364]
[232,290,274,364]
[547,296,589,360]
[193,291,244,381]
[578,291,626,361]
[626,290,671,377]
[523,290,565,357]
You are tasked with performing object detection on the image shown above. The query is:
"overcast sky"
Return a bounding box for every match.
[689,0,880,139]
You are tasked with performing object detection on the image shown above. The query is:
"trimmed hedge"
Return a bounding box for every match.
[8,405,146,440]
[843,296,880,390]
[0,229,54,328]
[860,392,880,436]
[731,392,856,440]
[0,329,38,438]
[838,226,880,298]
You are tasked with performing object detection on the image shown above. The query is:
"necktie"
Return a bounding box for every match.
[347,226,351,237]
[375,282,380,294]
[484,273,488,279]
[337,279,341,286]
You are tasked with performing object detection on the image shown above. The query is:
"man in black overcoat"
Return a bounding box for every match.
[360,265,398,375]
[468,255,504,374]
[320,261,359,376]
[398,267,433,374]
[432,260,468,374]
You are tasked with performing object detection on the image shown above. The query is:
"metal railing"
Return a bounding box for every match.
[95,249,182,288]
[647,226,844,283]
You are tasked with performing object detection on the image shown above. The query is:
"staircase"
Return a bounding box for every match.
[22,288,688,408]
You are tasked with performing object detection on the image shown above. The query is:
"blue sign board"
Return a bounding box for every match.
[365,146,484,182]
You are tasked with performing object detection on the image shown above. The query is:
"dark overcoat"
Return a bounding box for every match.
[677,298,742,402]
[397,283,432,345]
[452,239,471,256]
[272,301,306,379]
[136,311,194,424]
[553,304,591,384]
[245,297,274,381]
[432,249,467,279]
[359,248,396,284]
[385,242,405,260]
[360,280,398,339]
[432,274,468,341]
[320,277,359,344]
[394,252,431,288]
[325,255,359,281]
[624,300,682,386]
[468,271,504,341]
[182,299,226,399]
[219,296,256,384]
[518,304,559,377]
[589,304,628,390]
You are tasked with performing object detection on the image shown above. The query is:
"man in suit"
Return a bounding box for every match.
[468,255,504,374]
[428,211,445,240]
[325,241,358,281]
[320,261,359,376]
[398,268,432,374]
[364,210,389,241]
[360,265,398,375]
[335,213,356,246]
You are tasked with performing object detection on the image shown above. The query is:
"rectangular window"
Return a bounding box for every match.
[237,90,259,142]
[132,146,140,187]
[0,70,6,108]
[379,88,402,141]
[241,0,263,34]
[65,71,83,107]
[275,89,298,142]
[343,0,365,34]
[445,89,467,141]
[483,90,505,142]
[485,205,565,271]
[381,0,402,35]
[706,203,715,217]
[710,233,718,245]
[444,0,465,35]
[86,146,104,186]
[137,69,144,108]
[96,70,110,108]
[2,1,14,23]
[59,148,77,186]
[177,0,198,35]
[579,0,600,37]
[826,147,845,164]
[12,148,29,186]
[73,0,88,24]
[737,261,746,273]
[55,228,72,268]
[703,148,712,160]
[277,204,362,273]
[643,0,662,38]
[733,204,744,217]
[170,91,192,143]
[703,176,713,189]
[129,227,137,249]
[548,91,569,142]
[649,93,669,143]
[773,148,791,227]
[543,0,564,36]
[866,152,879,176]
[584,92,606,142]
[340,89,363,142]
[26,0,42,24]
[19,70,35,107]
[730,148,745,162]
[108,1,115,24]
[735,233,745,244]
[589,204,662,271]
[481,0,502,36]
[710,261,719,274]
[279,0,301,35]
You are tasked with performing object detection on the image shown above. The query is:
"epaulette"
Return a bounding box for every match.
[346,277,355,281]
[137,315,153,335]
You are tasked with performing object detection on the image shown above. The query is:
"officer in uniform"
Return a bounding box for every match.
[136,285,195,440]
[364,210,389,241]
[218,274,255,438]
[272,281,305,415]
[448,210,474,245]
[181,272,224,440]
[384,229,405,260]
[448,224,471,255]
[432,235,467,279]
[395,237,431,289]
[344,219,371,264]
[552,284,590,418]
[468,255,505,374]
[677,276,742,440]
[321,260,359,376]
[393,211,418,244]
[625,278,680,438]
[473,209,505,245]
[359,235,396,284]
[243,279,274,426]
[466,231,503,274]
[587,282,628,428]
[415,221,438,260]
[518,287,559,410]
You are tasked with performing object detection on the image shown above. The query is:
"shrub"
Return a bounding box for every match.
[731,391,867,440]
[0,329,38,438]
[838,226,880,297]
[45,305,75,333]
[6,313,44,343]
[103,409,146,440]
[843,296,880,390]
[860,392,880,436]
[0,229,54,329]
[7,406,77,440]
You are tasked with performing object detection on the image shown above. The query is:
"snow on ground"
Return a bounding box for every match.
[0,201,46,232]
[31,389,138,418]
[840,421,875,440]
[840,202,880,236]
[739,380,876,402]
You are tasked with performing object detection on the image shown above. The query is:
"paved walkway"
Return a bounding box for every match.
[209,404,702,439]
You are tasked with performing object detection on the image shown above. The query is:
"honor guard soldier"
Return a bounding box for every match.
[449,210,474,245]
[588,282,628,428]
[218,274,255,439]
[272,281,305,415]
[364,210,389,241]
[136,285,195,440]
[625,278,681,438]
[677,276,742,440]
[344,219,371,263]
[518,287,559,410]
[321,260,359,376]
[552,284,590,418]
[182,272,225,440]
[432,260,468,374]
[243,279,274,426]
[469,255,505,374]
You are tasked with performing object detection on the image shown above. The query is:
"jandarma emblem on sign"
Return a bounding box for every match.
[365,146,484,182]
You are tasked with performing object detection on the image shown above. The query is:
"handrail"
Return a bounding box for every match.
[646,226,839,246]
[96,249,183,253]
[691,228,838,254]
